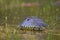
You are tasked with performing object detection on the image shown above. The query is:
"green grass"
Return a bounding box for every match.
[0,0,60,40]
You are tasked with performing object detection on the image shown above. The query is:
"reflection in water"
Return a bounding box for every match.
[18,30,47,40]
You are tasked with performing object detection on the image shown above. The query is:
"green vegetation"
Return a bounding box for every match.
[0,0,60,40]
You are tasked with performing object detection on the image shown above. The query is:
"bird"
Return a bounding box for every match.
[18,16,47,31]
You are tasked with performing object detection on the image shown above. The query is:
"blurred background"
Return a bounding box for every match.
[0,0,60,40]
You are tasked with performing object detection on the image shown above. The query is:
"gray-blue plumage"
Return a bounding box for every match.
[18,16,47,30]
